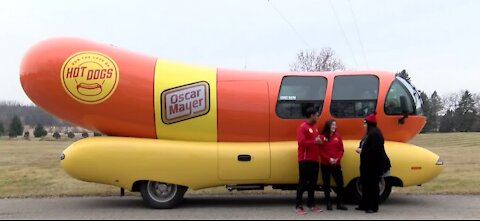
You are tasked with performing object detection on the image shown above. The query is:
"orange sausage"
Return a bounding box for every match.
[20,38,157,138]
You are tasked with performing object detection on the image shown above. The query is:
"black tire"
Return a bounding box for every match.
[345,177,392,204]
[140,181,188,209]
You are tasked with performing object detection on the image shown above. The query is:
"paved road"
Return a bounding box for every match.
[0,193,479,219]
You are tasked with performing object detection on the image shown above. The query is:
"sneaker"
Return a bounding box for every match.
[295,207,307,215]
[326,201,333,210]
[309,206,323,213]
[336,204,348,210]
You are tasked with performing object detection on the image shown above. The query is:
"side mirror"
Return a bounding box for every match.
[398,96,409,124]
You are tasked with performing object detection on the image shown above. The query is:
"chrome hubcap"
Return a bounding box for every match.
[147,181,177,203]
[356,177,385,196]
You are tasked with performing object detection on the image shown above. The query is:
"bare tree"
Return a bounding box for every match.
[473,92,480,113]
[290,48,345,72]
[442,92,462,114]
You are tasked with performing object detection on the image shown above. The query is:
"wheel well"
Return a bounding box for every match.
[346,176,403,188]
[346,177,359,189]
[385,176,403,187]
[131,180,147,192]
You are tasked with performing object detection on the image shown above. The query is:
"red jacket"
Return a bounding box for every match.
[319,132,344,166]
[297,121,320,162]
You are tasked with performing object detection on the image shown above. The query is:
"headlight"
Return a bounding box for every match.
[436,157,444,165]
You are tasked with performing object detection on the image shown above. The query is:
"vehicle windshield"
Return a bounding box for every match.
[384,77,424,116]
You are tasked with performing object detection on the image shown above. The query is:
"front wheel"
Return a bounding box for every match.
[346,177,392,204]
[140,181,188,209]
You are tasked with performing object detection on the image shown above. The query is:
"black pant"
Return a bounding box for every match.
[320,164,345,204]
[359,175,381,212]
[296,161,319,208]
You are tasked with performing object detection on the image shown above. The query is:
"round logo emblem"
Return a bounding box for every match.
[61,52,119,104]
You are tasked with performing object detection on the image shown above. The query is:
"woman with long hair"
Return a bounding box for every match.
[319,119,348,211]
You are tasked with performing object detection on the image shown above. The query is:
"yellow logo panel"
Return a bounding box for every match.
[154,60,217,142]
[61,52,119,104]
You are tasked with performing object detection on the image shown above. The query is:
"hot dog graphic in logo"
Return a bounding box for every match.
[77,82,102,96]
[61,52,119,104]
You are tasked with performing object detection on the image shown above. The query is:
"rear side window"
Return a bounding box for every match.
[330,75,379,118]
[276,76,327,119]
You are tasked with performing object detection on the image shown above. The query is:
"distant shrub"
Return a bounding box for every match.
[93,132,102,136]
[67,132,75,139]
[53,132,61,139]
[24,131,30,139]
[81,132,89,138]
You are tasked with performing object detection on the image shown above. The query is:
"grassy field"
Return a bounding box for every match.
[0,133,479,198]
[396,133,480,195]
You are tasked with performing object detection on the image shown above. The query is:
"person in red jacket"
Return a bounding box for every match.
[319,119,348,211]
[295,106,323,215]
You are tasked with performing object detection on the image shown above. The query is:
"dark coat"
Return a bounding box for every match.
[359,126,391,177]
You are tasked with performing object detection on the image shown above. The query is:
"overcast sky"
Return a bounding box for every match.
[1,0,479,105]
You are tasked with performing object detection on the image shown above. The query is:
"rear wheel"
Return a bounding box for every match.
[346,177,392,204]
[140,181,188,209]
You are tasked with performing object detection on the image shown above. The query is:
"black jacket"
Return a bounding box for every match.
[359,126,391,177]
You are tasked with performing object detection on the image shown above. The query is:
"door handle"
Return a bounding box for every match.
[237,154,252,162]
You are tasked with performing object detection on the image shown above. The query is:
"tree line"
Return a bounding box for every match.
[0,113,96,139]
[0,101,68,127]
[0,101,76,138]
[394,70,480,133]
[420,89,480,133]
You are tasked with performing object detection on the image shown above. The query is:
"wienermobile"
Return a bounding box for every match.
[20,38,444,209]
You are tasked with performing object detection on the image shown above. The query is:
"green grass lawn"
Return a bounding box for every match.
[0,133,479,198]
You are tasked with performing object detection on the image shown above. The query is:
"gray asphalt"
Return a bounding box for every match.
[0,193,479,220]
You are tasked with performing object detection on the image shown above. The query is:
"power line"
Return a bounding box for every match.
[347,0,369,68]
[328,0,359,68]
[268,0,311,48]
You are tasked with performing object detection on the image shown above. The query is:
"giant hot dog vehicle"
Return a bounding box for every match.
[20,38,444,208]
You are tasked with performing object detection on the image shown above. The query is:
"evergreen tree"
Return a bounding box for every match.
[9,115,23,137]
[454,90,477,132]
[429,91,443,132]
[439,110,455,132]
[422,91,443,132]
[420,91,432,133]
[0,122,4,135]
[472,115,480,132]
[396,69,412,84]
[33,124,48,137]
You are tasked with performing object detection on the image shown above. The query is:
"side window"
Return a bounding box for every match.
[384,80,415,115]
[331,75,378,118]
[276,76,327,119]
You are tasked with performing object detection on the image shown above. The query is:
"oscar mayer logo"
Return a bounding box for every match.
[61,51,119,104]
[161,81,210,124]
